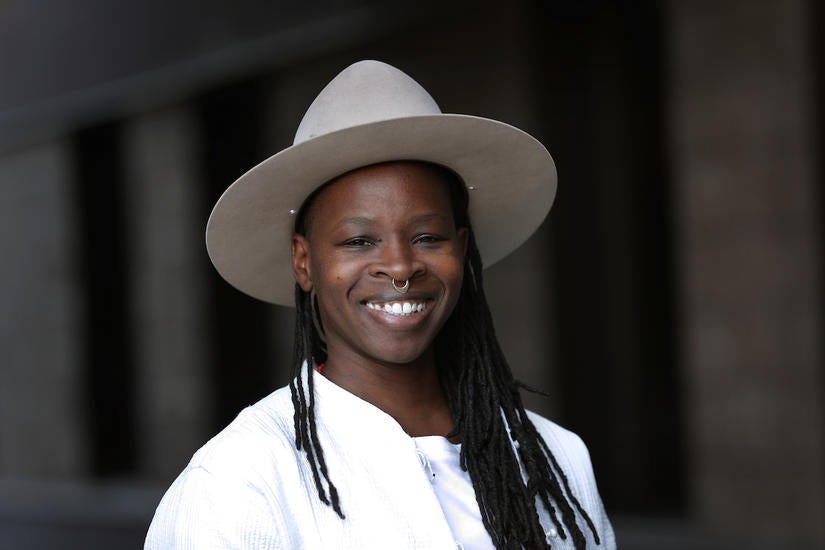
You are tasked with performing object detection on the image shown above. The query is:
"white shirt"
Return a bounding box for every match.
[145,370,616,549]
[413,436,494,549]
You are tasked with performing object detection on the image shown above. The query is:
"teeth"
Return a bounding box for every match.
[365,301,427,316]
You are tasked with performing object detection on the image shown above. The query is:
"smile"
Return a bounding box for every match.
[365,300,427,316]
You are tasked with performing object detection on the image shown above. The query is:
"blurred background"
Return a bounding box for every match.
[1,0,823,548]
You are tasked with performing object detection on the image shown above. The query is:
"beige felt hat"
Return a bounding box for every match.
[206,60,557,306]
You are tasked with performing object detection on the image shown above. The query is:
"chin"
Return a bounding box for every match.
[370,344,434,366]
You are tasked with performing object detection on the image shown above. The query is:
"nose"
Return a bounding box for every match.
[369,238,426,282]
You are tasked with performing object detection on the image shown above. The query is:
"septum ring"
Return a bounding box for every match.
[391,278,410,294]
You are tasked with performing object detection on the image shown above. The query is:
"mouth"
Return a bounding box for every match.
[363,299,428,317]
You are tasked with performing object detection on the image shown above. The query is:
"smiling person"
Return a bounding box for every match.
[145,61,616,550]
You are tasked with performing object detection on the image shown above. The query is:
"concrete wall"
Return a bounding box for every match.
[0,141,89,477]
[123,107,210,480]
[667,0,825,545]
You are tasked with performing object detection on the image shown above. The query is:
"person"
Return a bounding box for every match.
[145,60,616,550]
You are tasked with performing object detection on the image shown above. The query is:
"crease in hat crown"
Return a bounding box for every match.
[294,60,442,144]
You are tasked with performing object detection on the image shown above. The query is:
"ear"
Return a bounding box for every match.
[291,234,314,292]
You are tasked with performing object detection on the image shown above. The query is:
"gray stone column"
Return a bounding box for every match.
[123,107,209,480]
[0,141,89,476]
[667,0,825,544]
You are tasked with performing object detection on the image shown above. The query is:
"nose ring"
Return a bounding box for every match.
[391,278,410,294]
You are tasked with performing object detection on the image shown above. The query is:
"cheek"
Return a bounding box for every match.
[442,257,466,293]
[311,255,363,295]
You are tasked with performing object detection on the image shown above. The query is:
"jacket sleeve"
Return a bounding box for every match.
[144,465,281,550]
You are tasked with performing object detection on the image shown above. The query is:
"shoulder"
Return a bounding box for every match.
[524,410,593,473]
[145,385,300,550]
[189,384,298,476]
[524,410,617,549]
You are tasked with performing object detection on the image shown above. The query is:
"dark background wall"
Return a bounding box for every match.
[1,1,822,548]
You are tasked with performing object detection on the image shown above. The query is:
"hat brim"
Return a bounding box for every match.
[206,114,557,306]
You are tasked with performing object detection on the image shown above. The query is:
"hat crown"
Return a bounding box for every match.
[294,60,442,145]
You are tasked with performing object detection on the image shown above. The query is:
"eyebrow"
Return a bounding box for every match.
[333,213,446,229]
[334,216,374,229]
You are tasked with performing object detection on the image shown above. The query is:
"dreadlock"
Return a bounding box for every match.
[288,162,601,548]
[289,286,343,518]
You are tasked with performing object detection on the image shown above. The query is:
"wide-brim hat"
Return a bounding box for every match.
[206,60,557,306]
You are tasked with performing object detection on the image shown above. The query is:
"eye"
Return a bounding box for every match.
[413,234,445,245]
[343,237,376,248]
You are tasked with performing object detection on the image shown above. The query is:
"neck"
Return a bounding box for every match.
[321,348,456,440]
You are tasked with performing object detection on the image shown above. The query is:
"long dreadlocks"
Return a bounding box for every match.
[289,162,601,549]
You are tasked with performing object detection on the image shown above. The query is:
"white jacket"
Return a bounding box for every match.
[145,371,616,549]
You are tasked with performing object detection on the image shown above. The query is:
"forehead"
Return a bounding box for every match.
[304,161,454,227]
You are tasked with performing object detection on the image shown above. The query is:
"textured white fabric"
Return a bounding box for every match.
[412,436,494,549]
[145,371,616,549]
